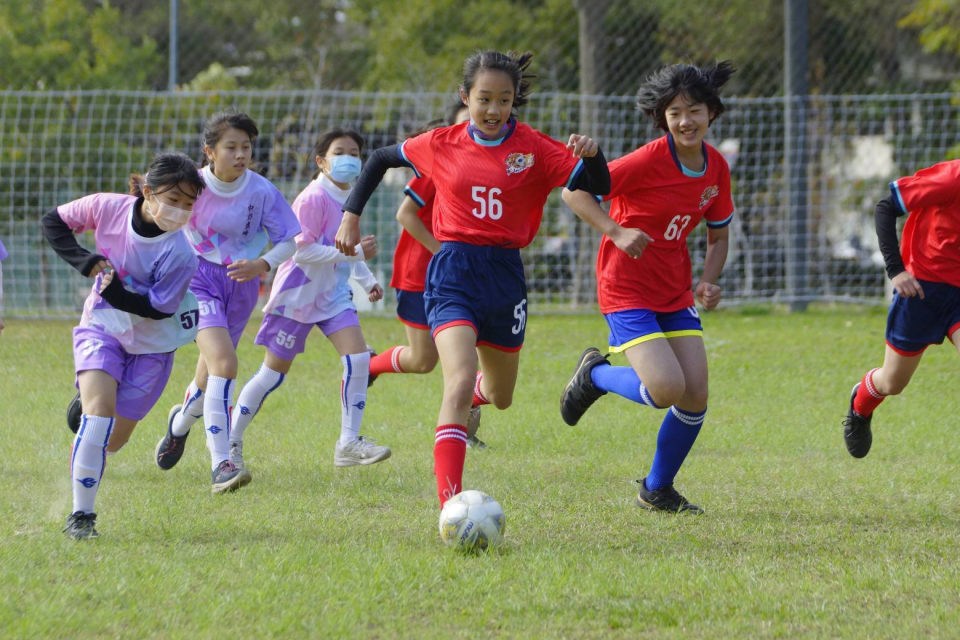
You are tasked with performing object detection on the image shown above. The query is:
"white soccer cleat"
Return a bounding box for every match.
[334,436,392,467]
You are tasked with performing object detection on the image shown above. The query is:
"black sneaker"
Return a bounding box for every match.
[366,346,378,388]
[211,460,252,494]
[635,478,704,514]
[155,404,189,470]
[67,392,82,434]
[467,436,489,450]
[63,511,99,539]
[559,347,609,426]
[842,383,873,458]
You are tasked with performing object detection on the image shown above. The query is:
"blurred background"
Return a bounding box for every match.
[3,0,960,315]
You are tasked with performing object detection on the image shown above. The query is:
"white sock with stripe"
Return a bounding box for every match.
[204,376,233,469]
[339,352,370,445]
[71,415,114,514]
[231,364,285,444]
[171,380,204,436]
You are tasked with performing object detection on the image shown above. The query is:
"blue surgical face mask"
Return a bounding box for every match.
[327,155,362,183]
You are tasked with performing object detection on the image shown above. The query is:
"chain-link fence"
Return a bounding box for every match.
[3,1,960,95]
[2,90,957,317]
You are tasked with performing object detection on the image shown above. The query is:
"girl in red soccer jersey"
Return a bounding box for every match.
[842,160,960,458]
[368,102,490,448]
[560,62,736,515]
[335,50,611,511]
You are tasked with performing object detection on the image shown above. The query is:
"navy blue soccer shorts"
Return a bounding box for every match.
[604,306,704,354]
[424,242,527,352]
[885,279,960,356]
[395,289,429,330]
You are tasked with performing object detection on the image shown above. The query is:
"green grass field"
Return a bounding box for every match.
[2,307,959,639]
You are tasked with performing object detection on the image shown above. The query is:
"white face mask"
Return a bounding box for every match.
[326,155,362,183]
[150,196,192,231]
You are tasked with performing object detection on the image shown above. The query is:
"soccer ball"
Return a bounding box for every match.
[438,490,505,552]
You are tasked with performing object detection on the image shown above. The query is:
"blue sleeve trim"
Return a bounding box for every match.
[398,141,421,178]
[565,158,585,190]
[706,212,734,229]
[594,194,603,203]
[403,186,426,208]
[890,181,908,216]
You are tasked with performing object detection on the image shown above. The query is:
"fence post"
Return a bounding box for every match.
[784,0,808,311]
[168,0,179,90]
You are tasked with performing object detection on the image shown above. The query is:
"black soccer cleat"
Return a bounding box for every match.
[635,478,704,515]
[63,511,99,539]
[559,347,609,426]
[67,392,82,434]
[155,404,190,470]
[843,383,873,459]
[366,346,378,388]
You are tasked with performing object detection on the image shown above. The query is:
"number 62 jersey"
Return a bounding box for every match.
[596,134,734,314]
[398,120,584,249]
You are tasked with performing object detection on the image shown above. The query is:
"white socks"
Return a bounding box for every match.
[231,364,285,443]
[71,415,114,514]
[171,380,204,436]
[204,376,233,469]
[339,352,370,445]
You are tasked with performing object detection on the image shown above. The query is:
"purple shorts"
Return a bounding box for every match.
[73,326,175,421]
[255,310,360,360]
[190,258,260,347]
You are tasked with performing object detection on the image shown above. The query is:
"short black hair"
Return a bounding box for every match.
[461,50,535,111]
[311,127,365,179]
[129,153,205,199]
[637,61,735,131]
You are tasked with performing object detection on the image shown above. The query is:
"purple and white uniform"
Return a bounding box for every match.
[0,238,7,318]
[256,176,371,360]
[186,167,300,346]
[60,193,199,420]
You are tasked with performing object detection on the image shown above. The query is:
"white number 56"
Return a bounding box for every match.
[471,186,503,220]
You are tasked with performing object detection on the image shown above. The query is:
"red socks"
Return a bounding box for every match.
[853,368,885,417]
[369,346,406,377]
[472,371,490,408]
[434,424,467,508]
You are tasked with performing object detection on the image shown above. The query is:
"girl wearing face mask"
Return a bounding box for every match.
[228,128,391,473]
[41,153,206,539]
[155,111,301,495]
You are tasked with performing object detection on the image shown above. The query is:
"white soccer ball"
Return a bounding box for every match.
[438,490,505,552]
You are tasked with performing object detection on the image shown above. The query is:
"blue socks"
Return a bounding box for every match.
[646,406,706,491]
[590,365,661,408]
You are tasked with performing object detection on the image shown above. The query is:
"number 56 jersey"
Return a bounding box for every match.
[399,120,583,249]
[597,135,734,314]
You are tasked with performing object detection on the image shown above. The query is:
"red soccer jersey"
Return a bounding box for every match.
[891,160,960,288]
[390,176,436,292]
[399,121,582,248]
[596,135,734,314]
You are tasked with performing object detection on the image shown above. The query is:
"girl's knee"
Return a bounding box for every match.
[647,377,686,408]
[405,351,439,374]
[485,388,513,410]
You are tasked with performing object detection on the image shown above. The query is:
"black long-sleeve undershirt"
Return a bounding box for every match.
[343,143,611,217]
[41,203,172,320]
[41,207,105,276]
[875,195,905,279]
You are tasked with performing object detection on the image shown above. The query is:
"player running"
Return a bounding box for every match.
[368,101,489,448]
[42,153,206,538]
[559,61,736,515]
[335,50,611,509]
[154,110,301,493]
[227,127,391,474]
[842,159,960,457]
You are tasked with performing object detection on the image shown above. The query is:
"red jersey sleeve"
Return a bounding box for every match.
[602,147,651,203]
[892,160,960,214]
[404,176,436,208]
[536,133,582,189]
[705,155,735,228]
[398,130,438,178]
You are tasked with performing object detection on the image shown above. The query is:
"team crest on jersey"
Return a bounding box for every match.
[505,152,535,175]
[699,185,719,209]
